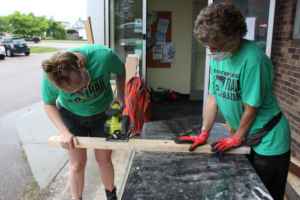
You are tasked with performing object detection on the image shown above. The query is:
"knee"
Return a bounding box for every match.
[96,157,112,167]
[70,161,87,173]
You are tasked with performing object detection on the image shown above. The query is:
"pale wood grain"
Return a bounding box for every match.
[48,135,251,154]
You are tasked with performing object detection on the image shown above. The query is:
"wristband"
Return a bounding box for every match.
[236,131,245,142]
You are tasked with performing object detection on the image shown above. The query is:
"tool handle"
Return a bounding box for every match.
[105,101,120,117]
[121,115,130,136]
[105,109,119,117]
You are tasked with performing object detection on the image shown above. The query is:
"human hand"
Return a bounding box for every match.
[110,96,125,113]
[174,129,210,151]
[210,133,242,155]
[59,130,78,150]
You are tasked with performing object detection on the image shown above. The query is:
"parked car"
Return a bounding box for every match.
[0,42,5,59]
[0,37,30,57]
[24,36,41,43]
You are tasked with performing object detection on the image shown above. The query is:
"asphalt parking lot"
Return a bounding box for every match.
[0,41,86,200]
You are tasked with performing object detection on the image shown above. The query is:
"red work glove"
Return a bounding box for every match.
[210,133,242,155]
[174,129,210,152]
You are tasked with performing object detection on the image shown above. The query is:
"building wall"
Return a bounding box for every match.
[271,0,300,160]
[147,0,196,93]
[61,22,70,30]
[78,28,87,40]
[87,0,105,45]
[74,21,85,28]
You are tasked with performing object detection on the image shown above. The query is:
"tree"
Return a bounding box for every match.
[46,19,67,39]
[0,11,48,37]
[0,18,8,35]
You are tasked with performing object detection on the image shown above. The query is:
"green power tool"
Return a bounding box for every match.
[104,102,131,142]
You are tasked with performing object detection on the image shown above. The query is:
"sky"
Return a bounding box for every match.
[0,0,87,28]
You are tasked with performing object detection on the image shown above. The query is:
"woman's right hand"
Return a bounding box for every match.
[59,130,79,150]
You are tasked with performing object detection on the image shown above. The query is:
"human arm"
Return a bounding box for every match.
[203,94,219,133]
[211,102,258,154]
[43,101,78,150]
[236,102,258,139]
[174,94,218,151]
[110,64,126,112]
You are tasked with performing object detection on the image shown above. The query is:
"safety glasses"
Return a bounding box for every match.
[202,40,228,53]
[64,68,91,94]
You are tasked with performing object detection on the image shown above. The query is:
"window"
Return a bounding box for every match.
[12,38,26,43]
[294,0,300,39]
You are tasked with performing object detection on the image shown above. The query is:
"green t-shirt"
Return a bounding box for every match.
[209,39,291,156]
[41,44,124,117]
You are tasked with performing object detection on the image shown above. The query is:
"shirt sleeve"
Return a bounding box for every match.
[242,62,269,107]
[41,74,59,103]
[108,49,124,76]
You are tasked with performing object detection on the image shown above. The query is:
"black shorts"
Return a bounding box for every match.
[58,103,108,138]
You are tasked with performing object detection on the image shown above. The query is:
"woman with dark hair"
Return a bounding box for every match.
[175,3,291,199]
[41,44,126,200]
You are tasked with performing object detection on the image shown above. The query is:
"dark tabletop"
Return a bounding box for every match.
[122,116,271,200]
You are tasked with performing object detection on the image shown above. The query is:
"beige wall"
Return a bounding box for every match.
[147,0,195,93]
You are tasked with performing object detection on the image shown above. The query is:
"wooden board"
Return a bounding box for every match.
[48,135,251,154]
[287,172,300,195]
[111,85,117,95]
[291,156,300,168]
[290,156,300,178]
[225,121,235,135]
[85,17,94,44]
[146,11,171,68]
[125,56,138,82]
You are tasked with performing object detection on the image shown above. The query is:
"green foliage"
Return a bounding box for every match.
[19,141,23,146]
[0,18,8,33]
[30,46,59,54]
[0,11,48,38]
[41,40,87,44]
[46,20,67,39]
[32,179,38,187]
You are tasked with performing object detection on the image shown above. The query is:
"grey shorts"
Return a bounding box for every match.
[57,102,108,138]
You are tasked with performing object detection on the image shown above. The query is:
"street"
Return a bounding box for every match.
[0,42,86,200]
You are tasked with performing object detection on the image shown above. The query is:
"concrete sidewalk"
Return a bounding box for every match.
[15,102,134,199]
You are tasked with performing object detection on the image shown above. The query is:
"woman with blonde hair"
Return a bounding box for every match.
[41,44,125,200]
[175,3,291,199]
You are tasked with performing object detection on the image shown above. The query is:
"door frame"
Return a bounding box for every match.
[190,1,208,101]
[105,0,147,85]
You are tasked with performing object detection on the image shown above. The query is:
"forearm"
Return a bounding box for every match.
[43,101,68,134]
[203,94,218,133]
[115,65,126,98]
[236,103,258,139]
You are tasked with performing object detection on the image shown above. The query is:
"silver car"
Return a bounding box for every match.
[0,42,5,59]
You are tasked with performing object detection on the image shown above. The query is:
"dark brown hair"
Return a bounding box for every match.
[42,52,81,88]
[194,2,247,44]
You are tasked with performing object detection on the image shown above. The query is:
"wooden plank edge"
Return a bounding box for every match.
[118,151,135,200]
[48,135,251,154]
[291,156,300,168]
[287,172,300,196]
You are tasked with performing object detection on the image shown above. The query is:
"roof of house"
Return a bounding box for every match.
[71,18,86,28]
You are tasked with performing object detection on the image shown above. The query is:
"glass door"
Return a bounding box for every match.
[109,0,147,84]
[214,0,271,53]
[190,2,207,100]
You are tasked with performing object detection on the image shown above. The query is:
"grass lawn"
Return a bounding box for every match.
[41,40,88,44]
[30,46,59,54]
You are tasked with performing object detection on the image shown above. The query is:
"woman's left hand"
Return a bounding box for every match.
[110,96,125,113]
[210,133,242,155]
